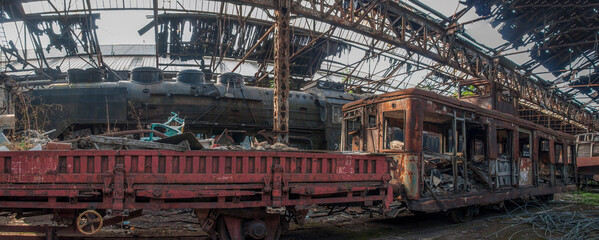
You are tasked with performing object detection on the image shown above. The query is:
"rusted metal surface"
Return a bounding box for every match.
[518,158,533,186]
[341,88,577,213]
[0,149,391,239]
[391,154,420,200]
[408,185,577,212]
[576,133,599,181]
[0,150,390,210]
[273,0,291,144]
[196,0,598,133]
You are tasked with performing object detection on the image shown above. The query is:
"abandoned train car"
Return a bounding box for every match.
[341,85,577,221]
[576,133,599,183]
[20,67,364,150]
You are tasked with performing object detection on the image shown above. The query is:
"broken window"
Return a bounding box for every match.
[519,130,531,158]
[423,131,441,153]
[498,87,513,103]
[494,128,513,188]
[383,111,405,151]
[467,124,489,190]
[538,137,551,185]
[421,112,458,196]
[555,143,565,183]
[368,115,376,128]
[343,112,361,151]
[496,129,512,157]
[555,143,563,164]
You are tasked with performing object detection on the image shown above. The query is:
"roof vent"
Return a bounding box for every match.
[176,69,206,84]
[131,67,163,84]
[217,72,245,87]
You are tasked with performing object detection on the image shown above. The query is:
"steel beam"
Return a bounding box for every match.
[216,0,597,132]
[273,0,291,143]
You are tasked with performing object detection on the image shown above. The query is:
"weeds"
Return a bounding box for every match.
[574,191,599,206]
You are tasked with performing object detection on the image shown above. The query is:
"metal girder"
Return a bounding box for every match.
[273,0,291,143]
[216,0,597,132]
[3,0,597,132]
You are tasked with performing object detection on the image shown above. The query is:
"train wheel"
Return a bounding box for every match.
[76,210,103,235]
[450,207,473,223]
[216,215,283,240]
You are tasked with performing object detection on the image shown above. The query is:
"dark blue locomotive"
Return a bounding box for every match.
[24,67,366,150]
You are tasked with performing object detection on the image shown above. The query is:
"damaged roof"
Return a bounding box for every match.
[464,0,599,109]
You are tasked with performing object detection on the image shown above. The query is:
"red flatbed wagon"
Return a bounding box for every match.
[0,149,392,240]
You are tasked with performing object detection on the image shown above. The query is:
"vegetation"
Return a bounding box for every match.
[572,191,599,206]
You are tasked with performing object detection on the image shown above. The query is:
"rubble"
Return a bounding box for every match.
[90,135,189,151]
[252,141,298,151]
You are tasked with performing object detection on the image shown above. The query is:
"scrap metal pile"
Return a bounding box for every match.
[2,112,297,152]
[422,152,492,196]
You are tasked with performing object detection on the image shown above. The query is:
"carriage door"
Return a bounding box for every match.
[494,128,513,189]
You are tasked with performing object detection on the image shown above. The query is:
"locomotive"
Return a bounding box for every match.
[21,67,365,150]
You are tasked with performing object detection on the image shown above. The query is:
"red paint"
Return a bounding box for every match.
[0,150,391,212]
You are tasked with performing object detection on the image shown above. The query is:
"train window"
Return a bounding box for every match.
[473,140,484,155]
[593,143,599,157]
[555,143,563,163]
[384,111,405,151]
[332,106,342,124]
[519,130,531,158]
[540,139,550,152]
[499,88,513,103]
[344,116,361,151]
[468,124,487,162]
[368,115,376,128]
[567,145,574,164]
[578,143,591,158]
[496,129,512,158]
[423,131,441,153]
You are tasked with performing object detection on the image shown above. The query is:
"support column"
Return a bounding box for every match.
[152,0,159,68]
[273,0,291,143]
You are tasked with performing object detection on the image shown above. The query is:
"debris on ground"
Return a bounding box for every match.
[492,200,599,240]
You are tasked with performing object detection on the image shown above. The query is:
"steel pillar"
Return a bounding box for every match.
[273,0,290,143]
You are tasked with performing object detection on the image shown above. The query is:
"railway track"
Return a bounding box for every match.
[0,225,210,240]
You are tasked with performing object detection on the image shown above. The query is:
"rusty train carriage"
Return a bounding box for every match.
[341,86,577,215]
[576,133,599,182]
[0,150,392,239]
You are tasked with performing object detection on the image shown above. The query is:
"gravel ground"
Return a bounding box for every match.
[0,192,597,239]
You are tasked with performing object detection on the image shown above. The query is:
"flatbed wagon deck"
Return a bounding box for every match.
[0,149,392,240]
